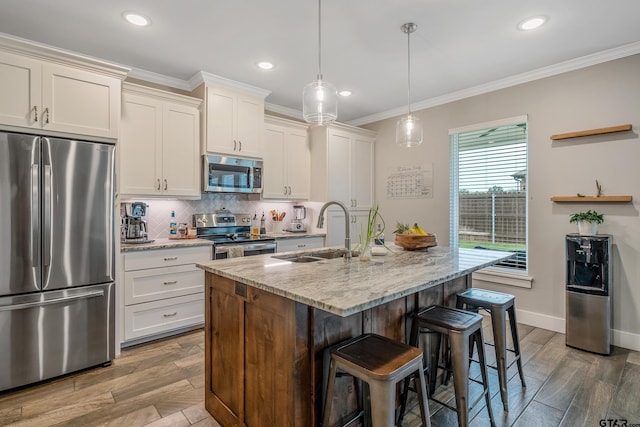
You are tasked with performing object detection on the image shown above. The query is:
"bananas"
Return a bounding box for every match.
[393,222,428,235]
[412,223,428,235]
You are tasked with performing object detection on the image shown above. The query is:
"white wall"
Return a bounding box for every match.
[364,54,640,350]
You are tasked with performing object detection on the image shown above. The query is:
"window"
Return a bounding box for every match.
[449,116,528,272]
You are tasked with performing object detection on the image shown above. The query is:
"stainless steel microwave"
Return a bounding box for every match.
[202,155,263,194]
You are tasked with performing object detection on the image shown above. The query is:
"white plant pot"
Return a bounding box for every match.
[577,221,598,236]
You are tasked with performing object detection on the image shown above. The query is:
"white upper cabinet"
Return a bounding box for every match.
[119,83,201,198]
[263,116,310,200]
[310,123,376,210]
[0,37,127,139]
[192,73,270,159]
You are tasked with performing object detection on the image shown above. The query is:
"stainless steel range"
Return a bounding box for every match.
[193,210,276,259]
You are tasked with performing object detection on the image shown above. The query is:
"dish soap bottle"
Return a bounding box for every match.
[260,212,266,235]
[169,210,177,236]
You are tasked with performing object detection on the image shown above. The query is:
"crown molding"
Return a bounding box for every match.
[188,71,271,98]
[349,41,640,127]
[264,103,303,121]
[127,68,192,91]
[0,32,129,79]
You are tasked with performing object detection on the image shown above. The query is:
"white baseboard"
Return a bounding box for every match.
[612,329,640,352]
[515,308,565,333]
[515,308,640,351]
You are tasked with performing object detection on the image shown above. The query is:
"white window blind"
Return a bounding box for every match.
[450,121,528,272]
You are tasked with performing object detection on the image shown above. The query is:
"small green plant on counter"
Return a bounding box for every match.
[358,205,386,259]
[569,210,604,224]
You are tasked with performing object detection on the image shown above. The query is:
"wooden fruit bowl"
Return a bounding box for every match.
[394,233,438,251]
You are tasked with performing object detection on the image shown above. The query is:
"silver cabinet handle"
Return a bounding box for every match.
[233,140,237,151]
[33,106,38,123]
[164,179,168,191]
[238,141,242,151]
[283,186,287,196]
[43,107,49,124]
[288,186,292,195]
[297,244,306,248]
[156,179,161,191]
[163,312,178,318]
[163,280,178,286]
[163,256,178,261]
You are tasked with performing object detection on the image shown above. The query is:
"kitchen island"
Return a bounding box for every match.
[196,246,512,427]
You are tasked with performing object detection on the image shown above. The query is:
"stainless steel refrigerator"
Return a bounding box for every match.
[0,132,116,392]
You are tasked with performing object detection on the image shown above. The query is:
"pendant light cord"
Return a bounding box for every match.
[406,25,412,115]
[317,0,323,80]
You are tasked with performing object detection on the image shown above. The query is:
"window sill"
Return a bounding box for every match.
[472,268,532,289]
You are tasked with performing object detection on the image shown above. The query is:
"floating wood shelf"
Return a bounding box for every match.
[550,195,632,202]
[550,124,632,140]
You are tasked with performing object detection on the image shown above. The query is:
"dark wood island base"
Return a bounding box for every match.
[204,272,469,427]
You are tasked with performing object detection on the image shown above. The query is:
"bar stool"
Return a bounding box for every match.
[322,333,431,427]
[456,288,526,411]
[398,305,495,427]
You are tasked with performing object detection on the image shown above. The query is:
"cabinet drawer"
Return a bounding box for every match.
[276,236,325,253]
[124,265,203,305]
[124,246,211,271]
[124,293,204,340]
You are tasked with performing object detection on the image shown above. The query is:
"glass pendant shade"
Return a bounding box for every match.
[396,114,423,147]
[396,22,423,147]
[303,77,338,124]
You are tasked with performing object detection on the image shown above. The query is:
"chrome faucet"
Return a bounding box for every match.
[317,200,351,259]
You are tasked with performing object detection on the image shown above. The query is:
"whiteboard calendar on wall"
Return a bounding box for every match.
[386,164,433,199]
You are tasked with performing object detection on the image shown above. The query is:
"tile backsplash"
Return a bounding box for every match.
[121,193,326,239]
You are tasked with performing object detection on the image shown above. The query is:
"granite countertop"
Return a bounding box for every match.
[121,238,214,252]
[196,246,513,317]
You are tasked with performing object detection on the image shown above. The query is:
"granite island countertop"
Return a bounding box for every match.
[196,246,513,317]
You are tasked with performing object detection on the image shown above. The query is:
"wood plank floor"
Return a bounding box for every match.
[1,320,639,427]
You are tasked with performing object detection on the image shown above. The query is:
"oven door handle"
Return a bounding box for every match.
[215,242,276,254]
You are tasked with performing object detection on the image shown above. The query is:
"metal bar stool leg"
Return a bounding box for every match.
[508,305,526,387]
[490,306,510,411]
[448,330,471,427]
[474,329,495,427]
[368,380,395,427]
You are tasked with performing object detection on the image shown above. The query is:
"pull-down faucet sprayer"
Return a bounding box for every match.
[317,200,351,259]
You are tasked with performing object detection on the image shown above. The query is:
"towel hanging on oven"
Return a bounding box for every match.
[226,246,244,258]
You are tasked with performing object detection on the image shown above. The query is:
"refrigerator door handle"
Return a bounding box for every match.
[0,290,104,312]
[31,164,39,267]
[43,164,52,267]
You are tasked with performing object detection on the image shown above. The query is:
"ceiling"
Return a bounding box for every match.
[1,0,640,125]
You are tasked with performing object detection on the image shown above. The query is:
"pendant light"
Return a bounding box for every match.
[396,23,423,147]
[302,0,338,124]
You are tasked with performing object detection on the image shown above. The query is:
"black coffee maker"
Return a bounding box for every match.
[121,202,153,243]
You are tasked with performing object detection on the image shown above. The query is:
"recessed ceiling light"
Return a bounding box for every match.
[123,12,151,27]
[339,90,352,97]
[518,16,546,31]
[256,61,274,70]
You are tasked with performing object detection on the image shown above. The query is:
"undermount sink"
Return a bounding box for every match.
[273,248,353,263]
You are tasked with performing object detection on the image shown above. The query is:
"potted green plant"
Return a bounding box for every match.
[569,210,604,235]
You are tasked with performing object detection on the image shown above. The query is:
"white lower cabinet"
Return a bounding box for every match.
[276,236,324,253]
[122,246,211,342]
